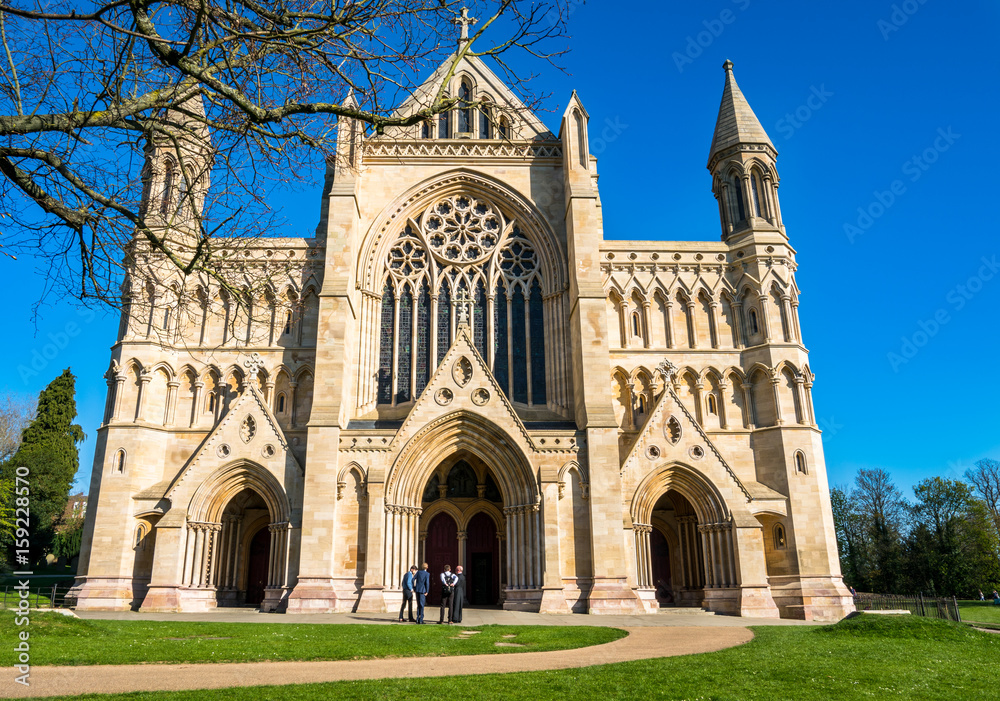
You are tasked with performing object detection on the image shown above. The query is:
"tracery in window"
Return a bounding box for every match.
[438,110,450,139]
[458,79,473,133]
[376,194,546,408]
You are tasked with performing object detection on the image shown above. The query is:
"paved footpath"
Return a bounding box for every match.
[3,626,754,698]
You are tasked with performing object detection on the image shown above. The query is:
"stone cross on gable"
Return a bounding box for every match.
[657,358,679,384]
[455,288,472,327]
[452,7,478,44]
[242,352,266,376]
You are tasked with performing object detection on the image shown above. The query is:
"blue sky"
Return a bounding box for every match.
[2,0,998,499]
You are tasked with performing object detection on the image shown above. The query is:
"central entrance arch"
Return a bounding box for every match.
[420,457,505,606]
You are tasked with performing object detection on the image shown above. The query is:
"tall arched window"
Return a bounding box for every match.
[421,121,431,139]
[438,110,450,139]
[707,394,718,415]
[748,308,759,336]
[773,523,787,549]
[160,160,175,214]
[498,117,510,139]
[731,174,745,223]
[795,452,808,474]
[458,79,473,133]
[377,281,395,404]
[751,173,764,218]
[113,449,126,474]
[479,103,492,139]
[277,393,286,413]
[376,196,546,407]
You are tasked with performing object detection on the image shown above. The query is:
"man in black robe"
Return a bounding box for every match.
[451,564,467,623]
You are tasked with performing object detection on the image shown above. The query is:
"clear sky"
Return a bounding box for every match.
[2,0,998,500]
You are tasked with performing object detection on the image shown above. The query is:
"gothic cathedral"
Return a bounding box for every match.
[71,53,853,621]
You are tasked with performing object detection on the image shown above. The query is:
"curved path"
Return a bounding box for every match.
[3,627,752,698]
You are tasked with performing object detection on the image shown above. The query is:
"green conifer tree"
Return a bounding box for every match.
[1,369,85,565]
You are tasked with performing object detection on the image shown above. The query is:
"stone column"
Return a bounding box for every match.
[771,374,784,426]
[732,300,745,349]
[781,294,794,342]
[757,294,772,342]
[112,372,127,421]
[794,376,808,424]
[641,301,652,349]
[693,381,705,427]
[718,381,731,430]
[135,371,151,423]
[740,382,755,428]
[686,301,698,349]
[165,380,179,427]
[191,382,204,428]
[709,301,720,349]
[265,381,276,409]
[288,380,298,427]
[664,298,675,349]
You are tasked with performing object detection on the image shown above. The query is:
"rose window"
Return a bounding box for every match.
[421,195,502,264]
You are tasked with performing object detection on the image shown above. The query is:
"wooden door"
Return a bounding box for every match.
[425,513,458,605]
[466,512,499,605]
[245,527,270,606]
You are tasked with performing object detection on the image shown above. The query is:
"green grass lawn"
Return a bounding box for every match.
[29,615,1000,701]
[0,611,624,666]
[958,599,1000,625]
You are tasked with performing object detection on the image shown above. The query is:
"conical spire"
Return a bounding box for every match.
[707,60,774,170]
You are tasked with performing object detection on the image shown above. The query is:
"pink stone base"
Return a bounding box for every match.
[261,587,289,613]
[634,588,661,613]
[771,576,856,622]
[503,588,543,612]
[587,578,642,615]
[354,586,388,613]
[538,587,571,614]
[735,585,781,618]
[285,578,340,614]
[68,577,136,612]
[141,586,218,613]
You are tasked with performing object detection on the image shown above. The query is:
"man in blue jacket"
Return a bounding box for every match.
[413,562,431,624]
[399,565,418,622]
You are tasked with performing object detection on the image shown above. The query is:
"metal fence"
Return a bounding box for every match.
[0,584,74,609]
[853,592,962,622]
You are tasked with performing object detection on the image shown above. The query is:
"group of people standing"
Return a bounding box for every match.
[399,562,466,624]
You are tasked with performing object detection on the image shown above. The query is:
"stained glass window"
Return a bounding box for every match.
[438,111,449,139]
[437,282,451,365]
[396,285,413,403]
[423,474,440,502]
[529,280,546,405]
[479,107,491,139]
[493,282,509,397]
[377,282,395,404]
[446,460,477,498]
[458,80,472,133]
[473,279,487,358]
[512,287,527,403]
[415,280,431,398]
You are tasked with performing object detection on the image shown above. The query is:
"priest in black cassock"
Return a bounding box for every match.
[451,565,467,623]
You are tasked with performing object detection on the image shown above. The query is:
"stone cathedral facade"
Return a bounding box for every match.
[71,53,853,621]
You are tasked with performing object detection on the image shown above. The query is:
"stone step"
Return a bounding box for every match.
[657,606,716,615]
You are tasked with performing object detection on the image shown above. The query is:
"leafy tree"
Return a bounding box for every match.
[831,485,870,590]
[0,369,85,565]
[905,477,1000,597]
[852,468,908,593]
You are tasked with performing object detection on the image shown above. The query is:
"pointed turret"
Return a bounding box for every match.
[706,61,784,240]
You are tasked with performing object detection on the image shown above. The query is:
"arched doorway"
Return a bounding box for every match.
[245,527,270,606]
[467,512,500,605]
[425,513,458,605]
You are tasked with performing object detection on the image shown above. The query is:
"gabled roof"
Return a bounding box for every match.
[382,52,556,141]
[708,60,775,168]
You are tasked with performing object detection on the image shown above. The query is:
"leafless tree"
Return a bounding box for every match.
[0,0,568,314]
[0,390,36,462]
[966,458,1000,538]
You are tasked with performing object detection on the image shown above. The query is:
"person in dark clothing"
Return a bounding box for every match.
[413,562,431,623]
[438,564,457,624]
[399,565,417,622]
[451,565,466,623]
